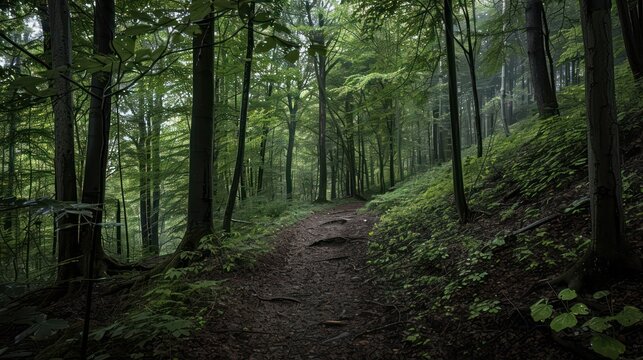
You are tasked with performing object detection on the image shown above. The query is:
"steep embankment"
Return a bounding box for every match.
[366,81,643,359]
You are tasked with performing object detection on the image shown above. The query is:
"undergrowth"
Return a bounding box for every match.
[367,66,643,358]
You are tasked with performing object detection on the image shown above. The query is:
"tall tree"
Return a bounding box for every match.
[455,0,483,157]
[616,0,643,81]
[305,0,330,202]
[444,0,470,223]
[78,0,116,277]
[561,0,642,289]
[174,6,215,252]
[223,3,255,233]
[48,0,80,282]
[525,0,558,117]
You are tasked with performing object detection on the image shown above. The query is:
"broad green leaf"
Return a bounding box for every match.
[112,37,135,60]
[255,37,277,53]
[284,49,299,64]
[272,22,292,35]
[308,43,327,57]
[592,290,610,300]
[530,301,553,322]
[122,24,154,36]
[254,12,271,23]
[590,334,625,359]
[213,0,237,10]
[558,288,577,301]
[570,303,590,316]
[189,0,211,22]
[550,312,577,332]
[583,317,611,333]
[614,306,643,327]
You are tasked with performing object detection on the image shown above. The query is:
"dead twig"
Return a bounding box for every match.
[352,321,409,341]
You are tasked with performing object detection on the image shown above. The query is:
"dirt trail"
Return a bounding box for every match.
[184,202,405,359]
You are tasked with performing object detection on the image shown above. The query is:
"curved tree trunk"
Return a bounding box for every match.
[223,4,254,233]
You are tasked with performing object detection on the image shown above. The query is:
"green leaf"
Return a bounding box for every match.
[550,312,577,332]
[592,290,610,300]
[583,317,611,333]
[284,49,299,64]
[212,0,237,10]
[530,300,553,322]
[254,12,271,23]
[570,303,590,316]
[272,22,292,35]
[112,37,135,60]
[122,24,154,36]
[614,306,643,327]
[590,334,625,360]
[307,43,327,57]
[255,37,277,54]
[558,288,577,301]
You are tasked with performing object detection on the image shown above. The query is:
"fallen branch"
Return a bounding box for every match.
[231,218,254,225]
[320,320,348,326]
[253,293,301,304]
[322,331,351,343]
[351,321,409,341]
[505,214,559,242]
[314,255,350,262]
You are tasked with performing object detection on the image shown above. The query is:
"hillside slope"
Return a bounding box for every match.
[366,76,643,359]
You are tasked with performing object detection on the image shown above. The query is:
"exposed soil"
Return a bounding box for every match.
[180,202,406,359]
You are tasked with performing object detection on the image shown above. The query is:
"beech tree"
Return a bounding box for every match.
[525,0,558,117]
[616,0,643,81]
[175,5,215,252]
[223,3,255,233]
[48,0,80,282]
[560,0,642,289]
[444,0,470,223]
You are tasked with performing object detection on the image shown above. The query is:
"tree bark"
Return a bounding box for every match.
[175,7,215,252]
[47,0,81,282]
[561,0,642,289]
[223,4,254,233]
[616,0,643,81]
[444,0,470,223]
[78,0,115,277]
[285,94,297,200]
[305,1,328,202]
[525,0,559,117]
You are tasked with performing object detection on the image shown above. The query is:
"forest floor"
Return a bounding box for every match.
[178,202,406,359]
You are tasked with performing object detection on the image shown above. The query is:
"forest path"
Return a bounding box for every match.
[182,202,405,359]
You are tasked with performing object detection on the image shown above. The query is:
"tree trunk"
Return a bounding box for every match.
[285,96,297,200]
[616,0,643,81]
[500,0,511,136]
[78,0,115,277]
[223,5,254,233]
[150,92,161,255]
[175,7,215,252]
[115,200,122,255]
[47,0,81,281]
[561,0,642,290]
[525,0,559,117]
[136,93,151,254]
[445,0,470,223]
